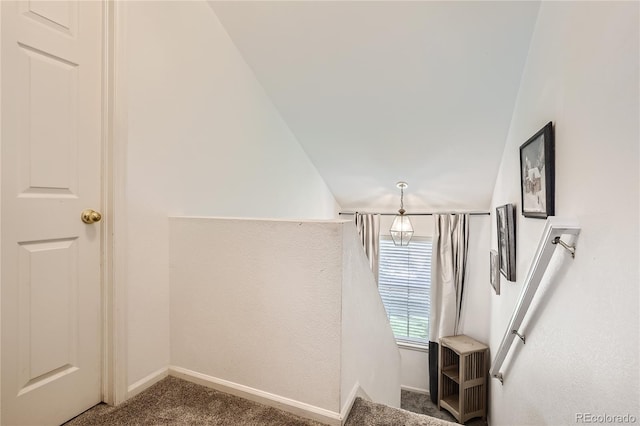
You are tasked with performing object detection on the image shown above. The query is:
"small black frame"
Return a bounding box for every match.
[496,203,516,282]
[519,122,555,218]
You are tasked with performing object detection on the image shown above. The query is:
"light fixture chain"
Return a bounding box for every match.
[391,181,414,246]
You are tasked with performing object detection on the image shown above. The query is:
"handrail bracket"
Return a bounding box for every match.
[512,330,526,344]
[492,372,504,385]
[552,236,576,258]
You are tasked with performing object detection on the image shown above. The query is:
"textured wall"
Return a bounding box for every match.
[169,217,343,412]
[488,2,639,424]
[170,217,403,415]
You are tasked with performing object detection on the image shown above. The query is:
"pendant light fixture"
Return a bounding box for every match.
[390,181,414,246]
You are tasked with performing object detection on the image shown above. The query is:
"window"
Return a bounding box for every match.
[378,236,432,347]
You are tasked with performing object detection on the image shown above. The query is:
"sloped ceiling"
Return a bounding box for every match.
[209,1,540,213]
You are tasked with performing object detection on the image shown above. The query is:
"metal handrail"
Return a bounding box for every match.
[489,217,581,384]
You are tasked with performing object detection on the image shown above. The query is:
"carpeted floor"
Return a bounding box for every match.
[401,389,457,422]
[400,389,487,426]
[65,377,324,426]
[347,397,457,426]
[65,376,471,425]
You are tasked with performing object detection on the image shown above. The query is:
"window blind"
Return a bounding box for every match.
[378,236,432,346]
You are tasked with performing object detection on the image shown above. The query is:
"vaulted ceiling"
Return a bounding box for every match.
[209,1,540,213]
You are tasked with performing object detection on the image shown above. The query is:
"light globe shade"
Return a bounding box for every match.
[390,214,414,246]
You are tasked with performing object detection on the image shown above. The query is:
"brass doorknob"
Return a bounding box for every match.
[81,209,102,224]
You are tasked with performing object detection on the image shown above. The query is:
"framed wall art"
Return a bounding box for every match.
[496,203,516,281]
[520,121,555,218]
[490,249,500,295]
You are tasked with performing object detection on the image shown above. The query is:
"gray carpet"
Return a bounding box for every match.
[400,390,487,426]
[65,377,324,426]
[65,377,461,425]
[401,390,457,422]
[347,397,457,426]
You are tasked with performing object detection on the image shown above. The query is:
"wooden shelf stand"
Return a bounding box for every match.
[438,335,488,423]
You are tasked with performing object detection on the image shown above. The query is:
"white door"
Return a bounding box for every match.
[1,1,103,424]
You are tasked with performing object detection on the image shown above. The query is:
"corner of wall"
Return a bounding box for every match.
[339,222,401,410]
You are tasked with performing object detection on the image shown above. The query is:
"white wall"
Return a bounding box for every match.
[489,3,639,425]
[170,217,401,420]
[123,1,339,389]
[169,217,343,412]
[398,348,429,393]
[341,223,401,410]
[378,215,491,393]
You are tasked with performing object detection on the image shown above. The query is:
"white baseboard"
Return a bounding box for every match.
[169,366,342,426]
[339,382,370,426]
[127,367,169,399]
[401,385,429,395]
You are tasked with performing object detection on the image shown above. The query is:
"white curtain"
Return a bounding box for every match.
[428,213,469,402]
[354,213,380,284]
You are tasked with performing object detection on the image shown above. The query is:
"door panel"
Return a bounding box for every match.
[18,43,79,195]
[1,1,103,424]
[23,1,76,34]
[19,238,79,387]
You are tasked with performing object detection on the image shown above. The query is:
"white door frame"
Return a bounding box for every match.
[101,0,128,406]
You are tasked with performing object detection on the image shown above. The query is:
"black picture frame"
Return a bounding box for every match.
[496,203,516,282]
[519,121,555,218]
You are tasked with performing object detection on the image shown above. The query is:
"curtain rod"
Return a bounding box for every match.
[338,211,490,216]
